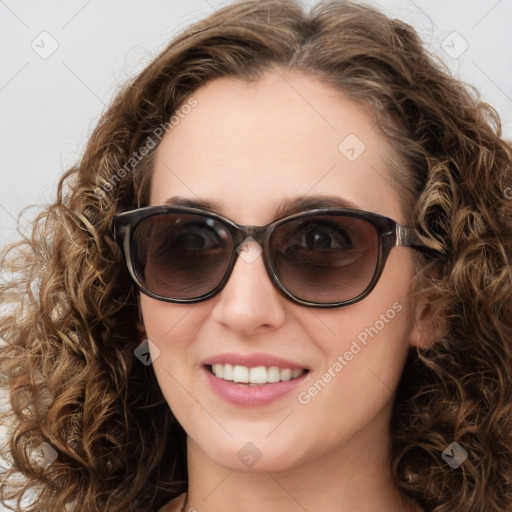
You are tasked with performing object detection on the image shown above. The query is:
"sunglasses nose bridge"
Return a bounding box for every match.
[232,224,269,247]
[228,224,272,278]
[225,223,278,294]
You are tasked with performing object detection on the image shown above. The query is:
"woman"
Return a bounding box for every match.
[1,1,511,511]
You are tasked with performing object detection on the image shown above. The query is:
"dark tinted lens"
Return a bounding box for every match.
[270,214,380,303]
[131,213,232,299]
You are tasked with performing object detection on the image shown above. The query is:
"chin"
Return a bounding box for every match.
[193,433,311,474]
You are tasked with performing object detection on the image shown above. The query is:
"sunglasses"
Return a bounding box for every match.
[111,205,427,308]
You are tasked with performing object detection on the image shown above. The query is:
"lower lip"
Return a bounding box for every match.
[203,366,309,406]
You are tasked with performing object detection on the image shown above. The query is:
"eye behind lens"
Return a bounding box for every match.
[131,212,234,300]
[269,214,380,304]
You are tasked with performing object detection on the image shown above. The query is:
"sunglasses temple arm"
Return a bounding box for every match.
[395,224,425,249]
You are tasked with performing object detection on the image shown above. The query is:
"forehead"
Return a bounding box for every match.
[150,70,405,223]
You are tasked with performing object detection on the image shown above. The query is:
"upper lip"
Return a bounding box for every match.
[202,352,309,370]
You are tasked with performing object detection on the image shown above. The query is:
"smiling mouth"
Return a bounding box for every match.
[206,364,309,385]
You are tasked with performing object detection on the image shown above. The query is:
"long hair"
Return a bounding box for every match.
[1,1,511,510]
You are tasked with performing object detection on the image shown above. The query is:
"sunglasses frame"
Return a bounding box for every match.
[111,205,427,308]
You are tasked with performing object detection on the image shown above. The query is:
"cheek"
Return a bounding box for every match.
[139,298,236,449]
[139,296,196,349]
[291,300,412,452]
[297,249,414,407]
[306,299,410,382]
[138,295,199,393]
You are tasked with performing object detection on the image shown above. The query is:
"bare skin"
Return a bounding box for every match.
[142,69,427,512]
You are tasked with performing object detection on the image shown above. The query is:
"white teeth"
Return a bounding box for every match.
[223,364,233,381]
[267,366,281,383]
[249,366,268,384]
[233,365,249,383]
[210,364,306,384]
[291,369,303,378]
[280,368,292,381]
[213,363,224,379]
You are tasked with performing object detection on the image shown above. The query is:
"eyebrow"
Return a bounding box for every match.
[163,195,361,217]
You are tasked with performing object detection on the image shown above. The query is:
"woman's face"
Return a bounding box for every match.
[140,70,418,473]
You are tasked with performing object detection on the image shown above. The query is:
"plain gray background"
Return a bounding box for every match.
[0,0,511,508]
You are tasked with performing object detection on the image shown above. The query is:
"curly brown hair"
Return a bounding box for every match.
[1,1,512,510]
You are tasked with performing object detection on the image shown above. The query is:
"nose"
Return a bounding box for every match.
[210,238,287,334]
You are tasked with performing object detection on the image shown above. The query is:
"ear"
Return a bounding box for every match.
[408,289,436,351]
